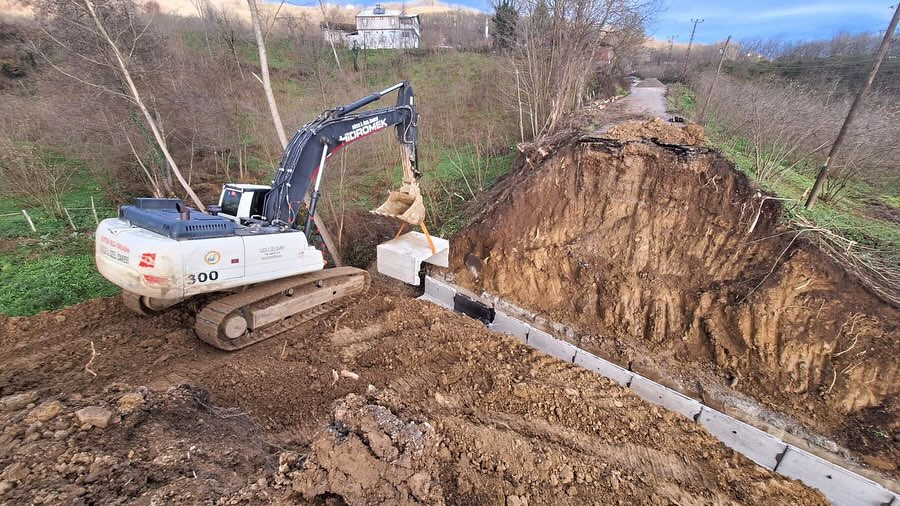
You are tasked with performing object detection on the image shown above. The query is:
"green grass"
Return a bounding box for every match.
[0,238,119,317]
[668,83,899,253]
[0,157,120,316]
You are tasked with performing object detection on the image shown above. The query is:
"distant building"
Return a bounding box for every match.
[323,4,421,50]
[592,45,616,67]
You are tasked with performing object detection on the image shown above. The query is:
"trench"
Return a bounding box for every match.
[436,125,899,500]
[420,275,899,506]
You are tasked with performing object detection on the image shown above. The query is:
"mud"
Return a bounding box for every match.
[450,122,900,477]
[0,279,824,504]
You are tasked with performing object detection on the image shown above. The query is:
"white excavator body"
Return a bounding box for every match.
[93,82,433,351]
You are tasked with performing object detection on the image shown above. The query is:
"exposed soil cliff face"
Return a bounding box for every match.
[450,124,899,473]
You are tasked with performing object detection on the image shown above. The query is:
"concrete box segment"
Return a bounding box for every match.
[422,276,456,303]
[776,446,896,506]
[629,375,702,419]
[526,327,577,363]
[697,407,786,470]
[377,232,449,285]
[417,294,454,311]
[490,311,529,342]
[573,350,633,386]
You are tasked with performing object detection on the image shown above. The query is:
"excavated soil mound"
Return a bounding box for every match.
[450,124,900,476]
[606,118,705,145]
[0,282,824,504]
[636,78,665,88]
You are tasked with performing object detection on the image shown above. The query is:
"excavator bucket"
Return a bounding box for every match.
[372,146,426,225]
[373,181,426,225]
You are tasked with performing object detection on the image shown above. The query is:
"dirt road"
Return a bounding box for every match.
[0,277,825,504]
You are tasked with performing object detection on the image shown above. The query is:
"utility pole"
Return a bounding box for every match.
[805,3,900,209]
[680,18,703,79]
[699,35,731,123]
[667,35,675,60]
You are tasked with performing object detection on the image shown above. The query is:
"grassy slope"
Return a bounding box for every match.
[667,84,899,253]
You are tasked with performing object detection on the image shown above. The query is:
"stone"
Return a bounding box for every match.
[0,391,38,412]
[2,462,30,481]
[0,479,14,495]
[74,407,113,428]
[26,401,64,423]
[116,393,144,414]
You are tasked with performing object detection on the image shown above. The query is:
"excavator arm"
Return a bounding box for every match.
[262,81,419,235]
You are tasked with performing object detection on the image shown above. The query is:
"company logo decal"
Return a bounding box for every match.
[205,251,221,265]
[138,253,157,268]
[338,117,388,143]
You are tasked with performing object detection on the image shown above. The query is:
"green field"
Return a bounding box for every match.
[667,83,899,253]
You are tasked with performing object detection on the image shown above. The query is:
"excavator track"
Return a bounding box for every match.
[195,267,370,351]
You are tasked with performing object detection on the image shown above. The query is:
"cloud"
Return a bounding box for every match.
[746,3,889,21]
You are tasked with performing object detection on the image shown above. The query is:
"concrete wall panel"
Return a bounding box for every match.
[697,407,786,470]
[526,327,577,363]
[573,350,633,386]
[776,446,896,506]
[490,311,529,342]
[629,375,702,419]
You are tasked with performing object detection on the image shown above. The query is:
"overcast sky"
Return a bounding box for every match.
[650,1,897,44]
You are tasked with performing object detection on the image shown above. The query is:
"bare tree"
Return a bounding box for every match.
[508,0,656,138]
[0,137,74,217]
[34,0,205,210]
[247,0,343,265]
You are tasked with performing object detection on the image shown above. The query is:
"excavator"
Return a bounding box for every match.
[95,82,426,351]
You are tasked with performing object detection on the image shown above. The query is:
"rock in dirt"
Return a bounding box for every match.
[116,393,144,414]
[289,394,444,504]
[25,400,63,423]
[74,406,113,428]
[0,391,37,412]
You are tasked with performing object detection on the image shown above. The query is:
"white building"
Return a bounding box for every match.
[324,4,421,50]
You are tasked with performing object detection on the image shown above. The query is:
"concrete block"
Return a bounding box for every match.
[775,446,896,506]
[629,375,702,419]
[697,407,786,470]
[417,294,454,311]
[377,232,449,285]
[573,350,633,386]
[490,311,528,342]
[526,327,577,363]
[422,276,456,305]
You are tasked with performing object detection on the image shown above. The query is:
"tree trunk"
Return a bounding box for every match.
[82,0,205,211]
[247,0,343,265]
[805,3,900,209]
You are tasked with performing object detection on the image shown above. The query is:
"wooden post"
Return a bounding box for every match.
[698,35,731,123]
[805,3,900,209]
[21,209,36,232]
[90,196,100,224]
[64,208,77,231]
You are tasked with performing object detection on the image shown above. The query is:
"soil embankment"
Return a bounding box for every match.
[0,281,825,504]
[450,121,899,475]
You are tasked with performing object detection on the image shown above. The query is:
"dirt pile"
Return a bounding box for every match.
[450,122,899,474]
[0,282,825,504]
[605,118,705,145]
